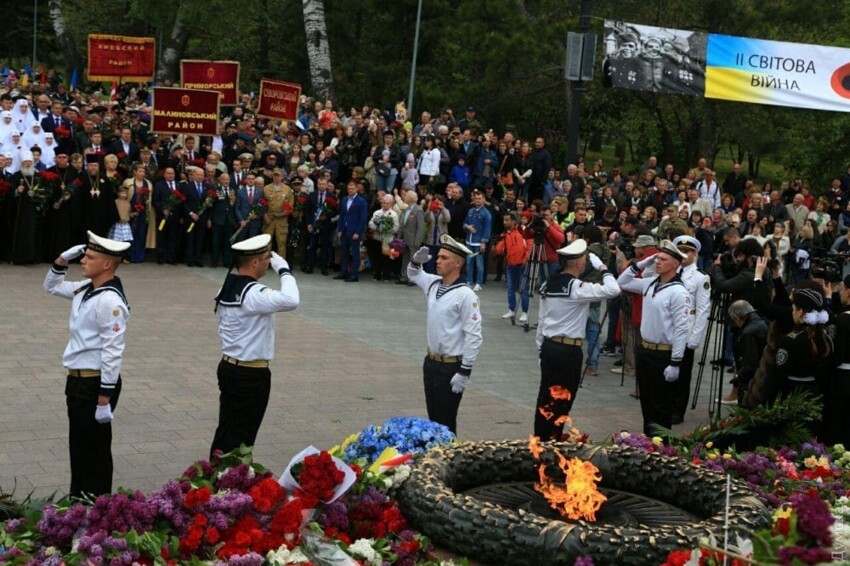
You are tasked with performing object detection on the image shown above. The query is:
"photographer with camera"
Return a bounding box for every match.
[522,204,565,280]
[494,211,529,322]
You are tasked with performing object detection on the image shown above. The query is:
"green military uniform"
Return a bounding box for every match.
[263,181,294,258]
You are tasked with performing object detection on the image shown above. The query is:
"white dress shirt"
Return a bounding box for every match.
[536,271,621,349]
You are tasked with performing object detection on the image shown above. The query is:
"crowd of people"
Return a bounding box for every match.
[4,74,850,457]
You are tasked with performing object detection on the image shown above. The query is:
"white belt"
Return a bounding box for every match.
[838,362,850,371]
[788,375,815,382]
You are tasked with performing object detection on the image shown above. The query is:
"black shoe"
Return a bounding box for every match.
[344,276,359,282]
[168,260,178,265]
[711,358,726,366]
[672,415,684,425]
[373,275,383,281]
[395,279,408,285]
[196,262,204,267]
[321,269,329,276]
[303,266,314,274]
[333,274,347,280]
[210,262,218,268]
[157,259,164,265]
[494,275,502,282]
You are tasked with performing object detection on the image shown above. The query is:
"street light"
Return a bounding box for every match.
[407,0,424,118]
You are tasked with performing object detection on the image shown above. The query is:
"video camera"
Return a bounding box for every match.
[809,249,843,283]
[614,233,634,260]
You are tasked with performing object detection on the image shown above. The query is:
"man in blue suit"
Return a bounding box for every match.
[180,167,212,266]
[234,171,264,242]
[335,181,368,282]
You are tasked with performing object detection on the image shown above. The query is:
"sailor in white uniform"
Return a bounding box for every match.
[617,239,690,437]
[407,234,483,434]
[211,234,299,457]
[534,239,621,440]
[671,235,712,424]
[44,231,131,497]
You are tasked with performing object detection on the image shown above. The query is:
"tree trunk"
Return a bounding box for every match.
[302,0,335,101]
[157,13,189,84]
[48,0,80,80]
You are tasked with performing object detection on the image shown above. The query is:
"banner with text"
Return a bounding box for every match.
[257,79,301,121]
[87,34,156,82]
[180,60,241,106]
[603,21,850,112]
[151,87,220,136]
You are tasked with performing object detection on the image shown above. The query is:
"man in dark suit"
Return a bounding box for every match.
[208,172,236,267]
[108,127,140,163]
[234,171,264,241]
[180,166,212,266]
[305,177,336,275]
[335,181,368,282]
[42,101,75,156]
[152,167,180,264]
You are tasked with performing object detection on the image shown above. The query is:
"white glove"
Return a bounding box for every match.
[95,404,114,424]
[636,253,656,271]
[60,244,87,261]
[450,373,469,394]
[588,252,604,270]
[663,365,680,383]
[270,251,289,273]
[412,245,431,265]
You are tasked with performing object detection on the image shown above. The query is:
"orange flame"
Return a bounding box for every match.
[553,415,571,427]
[538,407,554,421]
[529,434,544,459]
[549,385,572,400]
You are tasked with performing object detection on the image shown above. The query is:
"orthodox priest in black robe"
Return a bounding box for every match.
[43,151,80,258]
[75,154,118,242]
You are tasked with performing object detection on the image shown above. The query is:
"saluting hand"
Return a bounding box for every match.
[270,251,289,273]
[588,252,605,271]
[412,246,431,265]
[59,244,87,263]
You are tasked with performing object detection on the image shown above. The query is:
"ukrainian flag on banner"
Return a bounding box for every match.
[705,33,850,112]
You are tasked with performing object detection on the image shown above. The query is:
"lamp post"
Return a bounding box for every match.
[565,0,593,168]
[407,0,424,118]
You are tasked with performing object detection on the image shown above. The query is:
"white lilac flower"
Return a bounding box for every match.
[348,538,381,566]
[267,545,311,565]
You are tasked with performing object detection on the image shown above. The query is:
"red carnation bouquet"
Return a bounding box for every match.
[187,188,217,233]
[281,446,356,506]
[54,126,71,139]
[0,179,10,198]
[159,189,187,231]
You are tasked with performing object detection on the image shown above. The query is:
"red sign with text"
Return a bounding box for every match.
[87,34,156,82]
[151,87,220,136]
[257,79,301,121]
[180,60,241,106]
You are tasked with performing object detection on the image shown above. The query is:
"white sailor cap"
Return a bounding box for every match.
[556,238,587,259]
[87,230,130,257]
[673,235,701,253]
[657,239,686,262]
[232,233,271,256]
[439,234,472,258]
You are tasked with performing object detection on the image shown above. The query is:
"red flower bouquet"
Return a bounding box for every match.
[281,446,356,505]
[158,189,187,231]
[187,188,217,233]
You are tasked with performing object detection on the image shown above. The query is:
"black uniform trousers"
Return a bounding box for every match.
[66,375,122,498]
[826,368,850,446]
[156,215,180,263]
[185,222,206,265]
[672,347,696,422]
[535,339,583,440]
[210,360,271,459]
[423,357,463,434]
[636,345,676,437]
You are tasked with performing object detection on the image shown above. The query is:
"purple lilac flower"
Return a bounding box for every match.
[3,519,23,533]
[215,463,262,491]
[224,552,265,565]
[148,479,191,531]
[317,499,350,531]
[359,486,388,507]
[0,546,26,561]
[206,489,253,519]
[36,502,88,548]
[777,545,832,565]
[86,492,157,535]
[790,492,834,546]
[574,557,595,566]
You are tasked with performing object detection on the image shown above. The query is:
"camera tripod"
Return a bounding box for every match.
[518,236,549,333]
[690,291,732,419]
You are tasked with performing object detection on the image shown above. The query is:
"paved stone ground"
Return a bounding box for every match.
[0,262,730,498]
